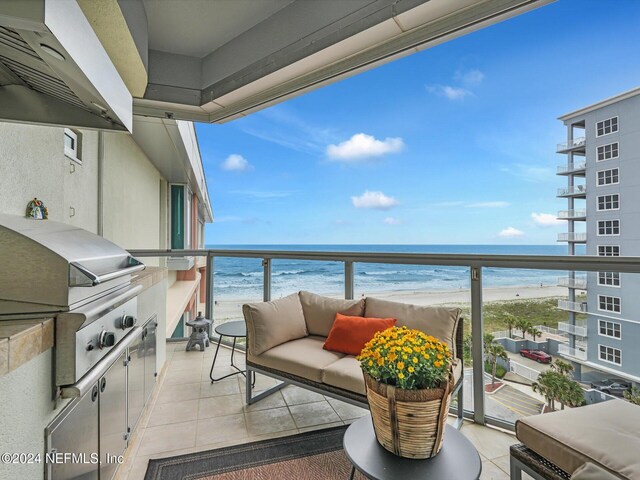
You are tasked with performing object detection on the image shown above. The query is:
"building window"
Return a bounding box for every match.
[597,168,619,186]
[596,117,618,137]
[599,320,621,339]
[170,184,192,249]
[598,245,620,256]
[599,345,621,365]
[597,220,620,236]
[597,194,620,211]
[64,128,82,163]
[597,142,619,161]
[598,271,620,287]
[598,295,621,313]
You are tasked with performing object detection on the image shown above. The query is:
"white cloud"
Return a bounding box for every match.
[327,133,405,161]
[498,227,525,238]
[531,212,562,226]
[427,85,473,100]
[455,69,485,86]
[221,154,253,172]
[466,201,509,208]
[383,217,403,225]
[351,191,399,210]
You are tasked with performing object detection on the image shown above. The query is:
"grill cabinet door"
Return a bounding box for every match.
[99,352,127,480]
[47,384,100,480]
[143,317,157,403]
[127,329,145,435]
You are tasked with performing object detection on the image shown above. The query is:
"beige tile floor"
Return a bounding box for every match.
[117,342,532,480]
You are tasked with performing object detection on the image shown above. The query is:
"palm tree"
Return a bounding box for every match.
[486,342,508,387]
[504,313,517,339]
[527,325,543,342]
[557,377,585,410]
[515,319,531,339]
[483,333,495,356]
[551,359,574,378]
[532,370,560,410]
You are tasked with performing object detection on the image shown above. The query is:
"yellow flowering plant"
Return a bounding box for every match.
[357,326,452,390]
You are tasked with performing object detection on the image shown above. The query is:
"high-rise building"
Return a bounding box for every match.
[557,87,640,384]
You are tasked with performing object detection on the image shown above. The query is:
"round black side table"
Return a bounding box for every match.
[343,415,481,480]
[209,320,248,383]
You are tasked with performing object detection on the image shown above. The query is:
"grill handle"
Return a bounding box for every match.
[69,257,145,287]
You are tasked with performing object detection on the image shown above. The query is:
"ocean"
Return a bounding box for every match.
[206,244,570,300]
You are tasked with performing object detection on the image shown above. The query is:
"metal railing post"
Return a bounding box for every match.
[470,266,485,425]
[263,258,271,302]
[344,261,354,300]
[205,253,214,321]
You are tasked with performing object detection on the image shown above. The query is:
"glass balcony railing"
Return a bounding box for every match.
[558,276,587,289]
[557,185,587,197]
[557,322,588,337]
[557,137,586,153]
[557,162,587,174]
[557,299,588,312]
[128,248,640,432]
[557,209,587,220]
[558,232,587,242]
[558,343,588,361]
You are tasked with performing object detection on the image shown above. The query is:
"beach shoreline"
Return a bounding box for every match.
[209,284,568,322]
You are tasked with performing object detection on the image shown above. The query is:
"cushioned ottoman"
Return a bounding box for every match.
[514,400,640,479]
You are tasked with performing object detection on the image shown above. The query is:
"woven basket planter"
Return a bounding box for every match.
[363,371,453,459]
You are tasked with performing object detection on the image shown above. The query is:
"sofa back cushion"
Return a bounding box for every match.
[323,313,396,356]
[243,293,308,356]
[299,291,365,337]
[364,297,461,357]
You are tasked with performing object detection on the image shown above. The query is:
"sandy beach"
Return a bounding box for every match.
[209,284,568,323]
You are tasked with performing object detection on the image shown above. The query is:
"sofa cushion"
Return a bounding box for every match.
[249,336,345,383]
[323,313,396,356]
[364,297,461,357]
[322,355,463,397]
[299,291,365,337]
[322,356,366,395]
[571,463,621,480]
[243,293,308,356]
[516,400,640,478]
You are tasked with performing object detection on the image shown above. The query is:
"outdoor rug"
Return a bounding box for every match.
[144,425,367,480]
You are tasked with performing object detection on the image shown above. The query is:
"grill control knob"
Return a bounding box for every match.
[99,331,116,349]
[120,315,136,329]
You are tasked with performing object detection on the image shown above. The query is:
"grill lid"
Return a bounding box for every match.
[0,214,144,314]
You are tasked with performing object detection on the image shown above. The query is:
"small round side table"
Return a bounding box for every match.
[209,320,248,383]
[343,415,481,480]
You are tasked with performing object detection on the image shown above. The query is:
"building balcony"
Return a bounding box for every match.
[557,299,588,313]
[557,137,586,153]
[557,185,587,198]
[557,209,587,220]
[558,322,588,337]
[557,162,587,176]
[557,232,587,243]
[558,343,588,361]
[558,276,587,289]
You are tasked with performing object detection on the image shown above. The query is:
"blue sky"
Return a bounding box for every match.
[196,0,640,245]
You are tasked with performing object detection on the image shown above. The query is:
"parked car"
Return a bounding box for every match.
[590,379,631,397]
[519,349,552,363]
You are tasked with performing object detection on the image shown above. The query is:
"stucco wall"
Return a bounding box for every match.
[0,123,98,233]
[101,132,162,254]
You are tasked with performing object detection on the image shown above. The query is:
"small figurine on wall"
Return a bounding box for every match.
[26,198,48,220]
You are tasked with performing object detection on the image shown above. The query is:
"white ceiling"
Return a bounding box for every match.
[143,0,295,58]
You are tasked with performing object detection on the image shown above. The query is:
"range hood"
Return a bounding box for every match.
[0,0,132,131]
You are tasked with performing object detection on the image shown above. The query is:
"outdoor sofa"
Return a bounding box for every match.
[242,291,464,427]
[510,399,640,480]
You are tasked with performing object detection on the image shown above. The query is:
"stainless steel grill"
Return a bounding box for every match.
[0,214,145,389]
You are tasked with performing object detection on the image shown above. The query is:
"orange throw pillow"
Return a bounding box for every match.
[323,313,396,356]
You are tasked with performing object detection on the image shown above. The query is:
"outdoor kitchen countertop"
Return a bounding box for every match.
[132,266,168,292]
[0,318,54,377]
